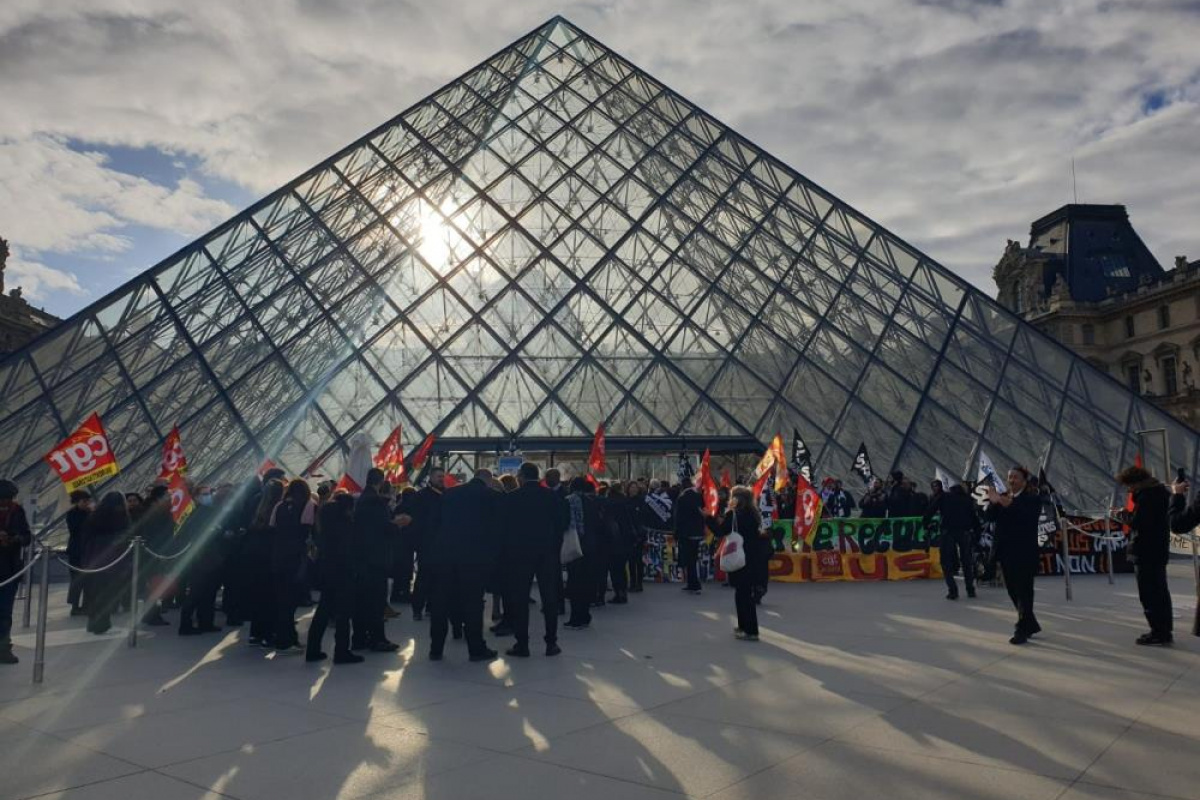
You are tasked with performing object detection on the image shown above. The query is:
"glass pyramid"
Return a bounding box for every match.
[2,16,1195,534]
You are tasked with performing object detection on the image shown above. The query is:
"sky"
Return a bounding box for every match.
[1,0,1198,319]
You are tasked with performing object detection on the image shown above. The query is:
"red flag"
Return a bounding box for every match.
[697,448,719,516]
[335,472,363,494]
[374,425,408,484]
[157,426,188,481]
[720,467,732,489]
[444,473,460,488]
[44,412,121,494]
[751,434,789,496]
[588,423,606,474]
[409,434,436,472]
[793,473,823,545]
[167,472,195,527]
[257,458,278,477]
[584,473,600,490]
[752,469,771,499]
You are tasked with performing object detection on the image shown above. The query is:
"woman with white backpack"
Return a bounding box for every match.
[718,486,765,641]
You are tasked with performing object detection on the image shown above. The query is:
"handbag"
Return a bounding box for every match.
[719,512,747,573]
[561,523,584,564]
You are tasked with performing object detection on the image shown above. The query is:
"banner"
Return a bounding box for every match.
[769,516,943,583]
[157,426,188,481]
[697,448,719,516]
[588,424,606,474]
[851,442,874,484]
[1036,514,1133,575]
[977,449,1006,493]
[374,424,407,484]
[167,472,195,527]
[44,412,120,493]
[791,429,813,483]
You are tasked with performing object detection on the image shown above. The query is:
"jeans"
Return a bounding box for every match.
[1136,560,1173,637]
[0,580,18,646]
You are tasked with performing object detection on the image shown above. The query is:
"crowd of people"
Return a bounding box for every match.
[0,456,1189,667]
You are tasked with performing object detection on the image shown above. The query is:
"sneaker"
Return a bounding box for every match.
[734,630,759,641]
[333,651,365,665]
[275,644,304,656]
[545,643,562,657]
[469,648,499,662]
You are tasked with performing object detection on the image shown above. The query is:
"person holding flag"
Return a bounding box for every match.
[674,474,705,593]
[925,473,981,600]
[1114,464,1174,646]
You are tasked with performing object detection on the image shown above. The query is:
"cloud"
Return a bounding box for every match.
[5,248,84,303]
[0,0,1197,314]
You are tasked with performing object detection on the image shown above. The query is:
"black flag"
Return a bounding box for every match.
[676,452,695,482]
[851,442,875,484]
[791,429,813,483]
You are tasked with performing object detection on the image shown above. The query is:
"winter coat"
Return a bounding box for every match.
[1127,480,1170,565]
[0,501,32,581]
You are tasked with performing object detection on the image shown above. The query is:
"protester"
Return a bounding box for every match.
[824,479,855,518]
[719,486,763,641]
[860,478,887,517]
[246,478,284,647]
[674,477,705,593]
[502,462,569,657]
[83,491,132,635]
[139,485,174,625]
[270,479,315,654]
[565,477,604,630]
[354,469,400,652]
[306,492,363,663]
[605,482,635,604]
[0,480,33,664]
[65,488,92,616]
[1113,466,1173,645]
[407,467,445,622]
[929,483,980,600]
[427,469,501,661]
[178,485,224,636]
[986,467,1042,645]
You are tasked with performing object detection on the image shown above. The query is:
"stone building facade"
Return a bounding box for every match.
[995,204,1200,428]
[0,238,60,357]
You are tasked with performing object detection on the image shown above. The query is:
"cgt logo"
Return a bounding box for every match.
[48,434,110,477]
[169,487,187,514]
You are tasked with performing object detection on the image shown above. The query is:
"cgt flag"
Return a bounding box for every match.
[720,467,732,489]
[790,429,814,483]
[697,448,719,516]
[167,471,195,527]
[375,425,408,484]
[794,472,824,546]
[850,442,874,485]
[752,434,788,496]
[44,412,120,494]
[588,424,606,474]
[408,434,436,474]
[335,472,363,494]
[157,426,188,481]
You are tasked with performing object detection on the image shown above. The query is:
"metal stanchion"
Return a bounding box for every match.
[128,537,141,648]
[32,549,50,684]
[1056,506,1072,601]
[1105,509,1116,586]
[21,544,33,630]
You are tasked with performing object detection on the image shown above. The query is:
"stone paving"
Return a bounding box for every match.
[2,567,1198,800]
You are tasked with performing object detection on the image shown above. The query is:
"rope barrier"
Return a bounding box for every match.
[55,541,136,575]
[140,542,192,561]
[0,550,43,588]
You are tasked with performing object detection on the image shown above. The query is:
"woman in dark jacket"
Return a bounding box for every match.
[270,479,315,654]
[565,478,604,629]
[246,479,284,647]
[719,486,764,641]
[82,492,132,635]
[1118,466,1173,645]
[606,483,637,604]
[306,492,364,663]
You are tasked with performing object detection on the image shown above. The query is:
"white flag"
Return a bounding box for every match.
[977,449,1007,494]
[935,466,958,489]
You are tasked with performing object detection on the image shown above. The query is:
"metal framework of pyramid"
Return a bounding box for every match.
[2,16,1196,531]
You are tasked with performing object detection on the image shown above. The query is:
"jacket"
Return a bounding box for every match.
[431,477,502,569]
[860,490,887,518]
[502,481,570,561]
[270,498,313,575]
[1169,492,1200,536]
[66,506,88,564]
[0,501,32,581]
[932,490,981,536]
[407,486,443,555]
[354,489,396,570]
[316,500,359,588]
[673,488,705,541]
[1126,480,1169,565]
[986,490,1041,570]
[719,507,763,587]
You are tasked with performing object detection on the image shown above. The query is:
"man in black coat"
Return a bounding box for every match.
[985,467,1043,644]
[1115,466,1173,645]
[0,480,33,665]
[673,478,705,593]
[502,462,569,657]
[927,484,980,600]
[354,469,400,652]
[65,489,92,616]
[428,469,501,661]
[407,468,446,621]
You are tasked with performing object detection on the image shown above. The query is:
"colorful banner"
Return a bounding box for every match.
[769,516,944,583]
[157,426,188,481]
[44,412,120,493]
[1036,514,1133,575]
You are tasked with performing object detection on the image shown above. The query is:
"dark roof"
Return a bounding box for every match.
[1028,204,1164,302]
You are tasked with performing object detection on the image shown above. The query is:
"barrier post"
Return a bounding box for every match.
[32,549,50,684]
[21,543,34,630]
[1056,508,1072,601]
[1105,510,1116,586]
[128,537,141,648]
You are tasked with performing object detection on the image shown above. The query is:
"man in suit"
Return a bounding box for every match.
[673,478,704,593]
[985,467,1043,644]
[428,469,501,661]
[502,462,569,657]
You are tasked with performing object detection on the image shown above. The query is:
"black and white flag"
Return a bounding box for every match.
[645,490,673,524]
[676,452,694,482]
[851,442,875,484]
[791,429,813,483]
